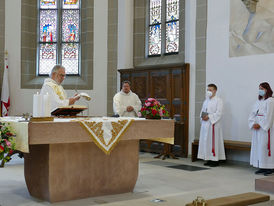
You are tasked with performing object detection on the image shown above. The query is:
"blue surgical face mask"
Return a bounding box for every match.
[259,89,266,97]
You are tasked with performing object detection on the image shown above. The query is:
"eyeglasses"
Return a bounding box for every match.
[58,74,66,78]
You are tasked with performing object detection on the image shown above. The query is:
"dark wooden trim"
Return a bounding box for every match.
[119,63,187,72]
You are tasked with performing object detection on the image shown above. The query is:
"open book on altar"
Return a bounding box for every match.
[51,105,88,116]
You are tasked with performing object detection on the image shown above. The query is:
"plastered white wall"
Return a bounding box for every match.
[117,0,134,91]
[207,0,274,161]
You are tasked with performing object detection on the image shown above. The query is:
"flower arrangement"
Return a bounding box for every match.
[0,122,16,167]
[140,98,169,119]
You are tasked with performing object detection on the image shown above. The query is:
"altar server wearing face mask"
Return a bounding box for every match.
[198,84,225,167]
[249,82,274,176]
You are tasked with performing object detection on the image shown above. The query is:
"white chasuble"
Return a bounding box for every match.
[113,91,142,117]
[249,98,274,169]
[40,78,69,112]
[198,96,226,161]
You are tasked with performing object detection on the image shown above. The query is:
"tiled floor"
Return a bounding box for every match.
[0,153,273,206]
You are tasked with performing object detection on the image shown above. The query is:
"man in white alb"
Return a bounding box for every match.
[113,81,142,117]
[40,65,80,111]
[198,84,226,167]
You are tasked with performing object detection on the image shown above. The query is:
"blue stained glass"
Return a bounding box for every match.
[149,25,161,55]
[40,10,57,42]
[166,21,179,53]
[62,10,80,42]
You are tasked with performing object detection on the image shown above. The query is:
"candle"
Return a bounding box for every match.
[33,92,43,117]
[43,93,51,117]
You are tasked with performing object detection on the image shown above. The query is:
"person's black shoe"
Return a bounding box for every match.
[204,161,211,166]
[255,169,266,174]
[264,169,274,176]
[209,161,219,167]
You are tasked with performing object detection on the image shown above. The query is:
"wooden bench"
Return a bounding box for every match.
[191,139,251,162]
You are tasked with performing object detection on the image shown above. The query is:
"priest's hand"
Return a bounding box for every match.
[202,115,209,121]
[69,95,80,105]
[252,123,260,130]
[127,106,134,112]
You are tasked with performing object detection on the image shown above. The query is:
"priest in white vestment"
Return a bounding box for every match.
[40,65,80,111]
[249,82,274,176]
[113,81,142,117]
[198,84,226,167]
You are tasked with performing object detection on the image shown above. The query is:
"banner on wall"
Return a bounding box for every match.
[1,51,10,116]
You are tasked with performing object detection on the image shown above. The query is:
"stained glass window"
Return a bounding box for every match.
[149,25,161,55]
[38,0,80,75]
[39,44,57,75]
[62,43,79,74]
[165,0,179,53]
[150,0,161,24]
[166,21,179,53]
[40,10,57,42]
[166,0,179,22]
[148,0,180,56]
[40,0,57,9]
[149,0,162,56]
[63,0,80,9]
[62,10,80,42]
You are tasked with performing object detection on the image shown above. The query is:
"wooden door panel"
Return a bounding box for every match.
[150,71,169,98]
[131,72,149,102]
[172,69,182,99]
[150,70,171,113]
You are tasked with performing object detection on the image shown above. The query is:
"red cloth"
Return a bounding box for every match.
[1,52,10,116]
[268,129,271,156]
[212,124,216,156]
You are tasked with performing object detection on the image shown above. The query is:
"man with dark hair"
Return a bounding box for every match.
[113,81,141,117]
[198,84,226,167]
[207,83,217,91]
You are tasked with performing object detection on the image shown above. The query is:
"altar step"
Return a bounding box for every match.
[185,192,269,206]
[256,176,274,194]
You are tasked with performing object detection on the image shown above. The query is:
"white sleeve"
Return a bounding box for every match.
[248,101,258,129]
[132,94,142,115]
[41,84,69,111]
[113,94,127,117]
[208,98,223,125]
[259,99,274,131]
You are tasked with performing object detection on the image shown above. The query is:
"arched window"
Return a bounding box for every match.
[148,0,179,56]
[38,0,81,75]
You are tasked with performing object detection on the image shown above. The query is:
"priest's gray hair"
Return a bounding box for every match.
[49,65,65,78]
